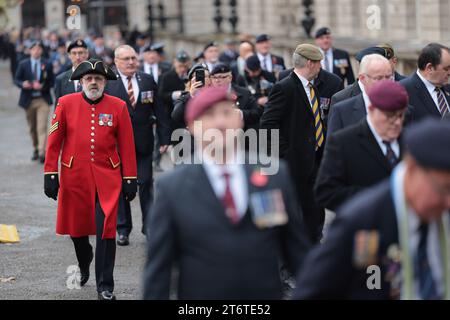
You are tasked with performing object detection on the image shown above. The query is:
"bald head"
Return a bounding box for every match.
[114,45,139,77]
[358,54,393,92]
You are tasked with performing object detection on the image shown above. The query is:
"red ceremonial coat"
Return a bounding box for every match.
[44,93,137,239]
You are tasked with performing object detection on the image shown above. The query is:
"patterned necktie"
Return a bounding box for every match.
[415,223,439,300]
[323,50,330,72]
[222,172,239,224]
[382,141,398,168]
[309,83,324,150]
[127,76,136,108]
[435,87,449,117]
[261,56,267,71]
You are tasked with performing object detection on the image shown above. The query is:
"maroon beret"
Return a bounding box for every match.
[367,80,409,111]
[185,86,234,123]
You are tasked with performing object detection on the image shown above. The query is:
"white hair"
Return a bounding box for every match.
[114,45,136,59]
[359,54,390,75]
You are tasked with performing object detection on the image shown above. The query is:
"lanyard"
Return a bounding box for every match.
[390,164,450,299]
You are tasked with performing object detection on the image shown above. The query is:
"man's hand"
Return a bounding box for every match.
[257,96,268,106]
[32,81,42,90]
[44,174,59,201]
[159,145,168,154]
[122,178,137,202]
[22,81,32,89]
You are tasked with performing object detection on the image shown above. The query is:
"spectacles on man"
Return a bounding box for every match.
[364,73,394,81]
[211,74,231,80]
[117,56,138,62]
[381,109,406,122]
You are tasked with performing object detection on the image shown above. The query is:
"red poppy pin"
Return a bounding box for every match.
[251,168,268,187]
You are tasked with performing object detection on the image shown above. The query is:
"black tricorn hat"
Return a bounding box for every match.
[70,59,118,81]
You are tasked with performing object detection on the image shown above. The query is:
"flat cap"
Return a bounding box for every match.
[67,39,87,53]
[245,55,261,71]
[70,58,117,81]
[315,27,331,39]
[294,43,323,61]
[185,86,234,123]
[210,63,231,75]
[255,34,270,43]
[176,50,190,63]
[368,80,408,111]
[355,46,388,62]
[377,43,395,60]
[405,118,450,171]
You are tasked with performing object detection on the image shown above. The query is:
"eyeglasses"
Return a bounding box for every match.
[117,56,138,62]
[381,110,406,122]
[364,74,394,81]
[211,74,231,80]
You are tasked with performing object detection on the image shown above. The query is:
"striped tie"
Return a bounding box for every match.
[127,76,136,108]
[435,87,449,117]
[309,83,324,150]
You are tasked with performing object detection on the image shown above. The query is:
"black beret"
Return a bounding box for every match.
[70,58,118,81]
[210,63,231,75]
[204,41,219,52]
[355,46,388,62]
[255,34,270,43]
[315,27,331,39]
[67,39,87,53]
[176,50,190,63]
[187,63,208,80]
[245,55,261,71]
[405,118,450,171]
[144,43,164,54]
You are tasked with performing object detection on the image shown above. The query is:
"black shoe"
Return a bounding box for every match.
[117,234,129,246]
[80,250,93,287]
[31,150,38,161]
[98,291,116,300]
[39,155,45,164]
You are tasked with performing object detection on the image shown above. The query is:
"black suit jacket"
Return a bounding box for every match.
[279,69,344,127]
[330,81,362,106]
[400,72,449,121]
[158,68,186,129]
[294,180,400,299]
[14,58,54,108]
[315,119,402,211]
[53,69,78,104]
[143,161,311,299]
[104,71,171,155]
[232,84,263,130]
[260,72,325,241]
[331,48,355,85]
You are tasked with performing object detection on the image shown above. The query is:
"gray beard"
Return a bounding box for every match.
[83,87,104,101]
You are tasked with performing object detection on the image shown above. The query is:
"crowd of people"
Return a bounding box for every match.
[3,25,450,300]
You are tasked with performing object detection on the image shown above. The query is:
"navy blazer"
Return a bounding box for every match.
[14,58,54,108]
[53,69,79,104]
[400,72,450,121]
[315,119,403,211]
[143,160,311,299]
[104,71,171,155]
[294,180,401,299]
[331,48,355,85]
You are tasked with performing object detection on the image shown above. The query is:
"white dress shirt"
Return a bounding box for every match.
[201,152,248,218]
[293,70,313,106]
[118,70,139,102]
[143,62,159,84]
[257,53,273,72]
[71,67,80,92]
[416,70,449,113]
[366,115,400,158]
[319,48,334,73]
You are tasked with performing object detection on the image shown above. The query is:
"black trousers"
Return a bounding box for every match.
[117,152,153,236]
[71,199,116,293]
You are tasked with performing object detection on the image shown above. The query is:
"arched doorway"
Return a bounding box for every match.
[21,0,45,27]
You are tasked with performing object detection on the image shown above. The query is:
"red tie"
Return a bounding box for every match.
[127,76,136,108]
[222,172,239,224]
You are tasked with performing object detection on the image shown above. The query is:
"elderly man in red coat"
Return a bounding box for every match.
[43,59,137,300]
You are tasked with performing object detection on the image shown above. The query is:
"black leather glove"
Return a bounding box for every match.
[44,173,59,200]
[122,178,137,202]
